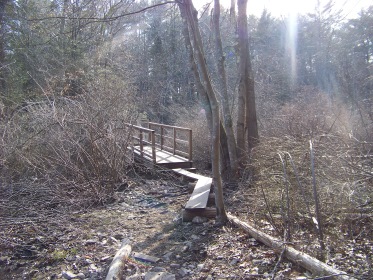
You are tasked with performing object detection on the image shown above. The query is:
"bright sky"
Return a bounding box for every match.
[194,0,372,18]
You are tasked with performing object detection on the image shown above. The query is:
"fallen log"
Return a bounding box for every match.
[227,214,353,280]
[106,239,132,280]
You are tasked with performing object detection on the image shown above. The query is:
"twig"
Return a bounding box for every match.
[260,186,282,236]
[309,140,325,254]
[285,152,312,216]
[271,246,286,280]
[27,2,176,23]
[278,153,291,242]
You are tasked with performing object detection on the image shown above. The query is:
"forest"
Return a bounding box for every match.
[0,0,372,279]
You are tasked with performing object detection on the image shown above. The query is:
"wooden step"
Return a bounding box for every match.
[182,207,216,222]
[172,168,204,181]
[185,177,212,209]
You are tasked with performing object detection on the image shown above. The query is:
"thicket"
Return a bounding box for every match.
[0,66,138,218]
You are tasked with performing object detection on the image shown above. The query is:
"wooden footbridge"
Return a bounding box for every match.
[126,122,215,220]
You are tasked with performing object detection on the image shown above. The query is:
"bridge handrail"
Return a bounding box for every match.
[147,122,192,161]
[125,123,156,163]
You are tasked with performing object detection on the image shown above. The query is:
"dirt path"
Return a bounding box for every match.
[1,176,371,279]
[1,178,303,280]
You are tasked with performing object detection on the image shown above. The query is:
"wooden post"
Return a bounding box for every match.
[161,126,164,151]
[151,130,156,163]
[139,131,143,157]
[147,122,151,142]
[188,129,193,161]
[173,127,176,155]
[130,125,135,157]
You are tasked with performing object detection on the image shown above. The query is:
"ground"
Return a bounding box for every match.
[0,172,372,279]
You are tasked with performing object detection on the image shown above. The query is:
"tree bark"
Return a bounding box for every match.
[228,214,352,280]
[178,0,227,223]
[237,0,259,153]
[212,0,238,176]
[105,239,132,280]
[179,0,230,179]
[0,0,9,93]
[59,0,69,36]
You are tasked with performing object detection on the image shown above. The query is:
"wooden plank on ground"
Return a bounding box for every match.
[185,177,212,209]
[172,168,203,181]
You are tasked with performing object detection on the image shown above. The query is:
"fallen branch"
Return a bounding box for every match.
[227,214,353,280]
[106,239,132,280]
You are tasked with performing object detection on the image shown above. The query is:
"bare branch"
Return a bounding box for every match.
[26,1,176,23]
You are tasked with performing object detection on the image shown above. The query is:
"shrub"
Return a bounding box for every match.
[248,89,372,242]
[174,104,211,169]
[1,72,138,206]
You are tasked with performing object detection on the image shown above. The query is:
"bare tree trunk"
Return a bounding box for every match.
[236,82,246,156]
[180,6,213,133]
[178,0,227,223]
[230,0,236,21]
[59,0,69,36]
[212,0,238,176]
[235,1,246,158]
[228,214,352,280]
[180,1,230,179]
[0,0,8,93]
[237,0,259,154]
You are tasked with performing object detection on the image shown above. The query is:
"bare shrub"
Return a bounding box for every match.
[259,87,353,139]
[174,105,211,169]
[1,74,138,206]
[238,90,373,253]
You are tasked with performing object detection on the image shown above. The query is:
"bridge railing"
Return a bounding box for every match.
[125,122,193,163]
[147,122,192,161]
[125,123,156,163]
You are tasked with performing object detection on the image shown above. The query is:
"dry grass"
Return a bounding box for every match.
[243,89,373,243]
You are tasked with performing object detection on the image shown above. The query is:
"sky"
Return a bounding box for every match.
[194,0,372,19]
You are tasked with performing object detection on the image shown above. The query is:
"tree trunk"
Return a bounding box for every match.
[0,0,8,93]
[179,1,230,179]
[228,214,352,280]
[230,0,236,21]
[59,0,69,36]
[178,0,227,223]
[212,0,238,176]
[237,0,259,153]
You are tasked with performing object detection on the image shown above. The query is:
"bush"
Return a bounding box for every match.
[248,90,372,240]
[1,73,138,206]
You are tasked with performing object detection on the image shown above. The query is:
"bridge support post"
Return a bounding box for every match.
[139,131,143,157]
[188,130,193,161]
[151,131,156,163]
[161,127,164,151]
[173,128,176,155]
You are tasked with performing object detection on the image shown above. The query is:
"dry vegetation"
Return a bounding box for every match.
[0,83,372,279]
[171,88,372,278]
[226,90,373,277]
[0,69,139,209]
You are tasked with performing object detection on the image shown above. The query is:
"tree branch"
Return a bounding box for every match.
[26,1,176,23]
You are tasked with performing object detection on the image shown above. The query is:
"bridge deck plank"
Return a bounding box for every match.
[185,177,212,209]
[133,146,192,168]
